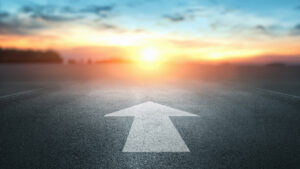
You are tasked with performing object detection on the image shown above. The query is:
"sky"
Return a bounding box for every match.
[0,0,300,64]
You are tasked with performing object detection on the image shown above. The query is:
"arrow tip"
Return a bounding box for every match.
[105,101,198,117]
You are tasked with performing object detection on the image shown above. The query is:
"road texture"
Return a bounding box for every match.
[0,64,299,169]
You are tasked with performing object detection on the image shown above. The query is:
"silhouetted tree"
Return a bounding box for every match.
[0,48,63,63]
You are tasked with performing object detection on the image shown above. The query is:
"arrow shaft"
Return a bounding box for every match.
[123,117,190,152]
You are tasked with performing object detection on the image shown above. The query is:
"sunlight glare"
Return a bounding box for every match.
[141,48,159,62]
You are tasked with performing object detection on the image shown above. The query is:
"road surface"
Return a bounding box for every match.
[0,64,299,169]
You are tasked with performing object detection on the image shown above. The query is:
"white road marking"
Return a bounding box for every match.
[105,101,198,152]
[257,88,300,99]
[0,88,41,99]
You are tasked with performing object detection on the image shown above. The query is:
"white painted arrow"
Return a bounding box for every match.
[105,101,198,152]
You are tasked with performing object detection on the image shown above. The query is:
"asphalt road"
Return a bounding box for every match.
[0,64,299,169]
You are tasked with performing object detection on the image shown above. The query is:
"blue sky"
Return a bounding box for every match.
[1,0,300,36]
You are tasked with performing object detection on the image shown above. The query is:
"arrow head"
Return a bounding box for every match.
[105,101,198,152]
[105,101,198,117]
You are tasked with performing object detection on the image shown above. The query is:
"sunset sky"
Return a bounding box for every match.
[1,0,300,64]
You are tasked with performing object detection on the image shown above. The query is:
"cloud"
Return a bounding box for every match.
[30,13,79,22]
[163,14,185,22]
[20,5,55,14]
[163,6,236,24]
[60,6,78,14]
[0,5,67,35]
[184,7,206,14]
[20,6,35,13]
[0,12,25,35]
[162,7,206,23]
[253,25,270,34]
[0,12,10,18]
[0,19,44,35]
[20,5,81,22]
[100,24,117,29]
[226,24,281,37]
[91,23,129,34]
[0,21,21,35]
[0,4,120,36]
[290,24,300,35]
[80,5,114,17]
[20,4,116,20]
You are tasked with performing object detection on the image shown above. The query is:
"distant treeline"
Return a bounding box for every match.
[0,48,63,63]
[67,58,133,64]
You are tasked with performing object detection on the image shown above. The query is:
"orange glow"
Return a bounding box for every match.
[1,31,300,64]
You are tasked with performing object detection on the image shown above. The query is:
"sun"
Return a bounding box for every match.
[141,47,159,62]
[136,47,164,71]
